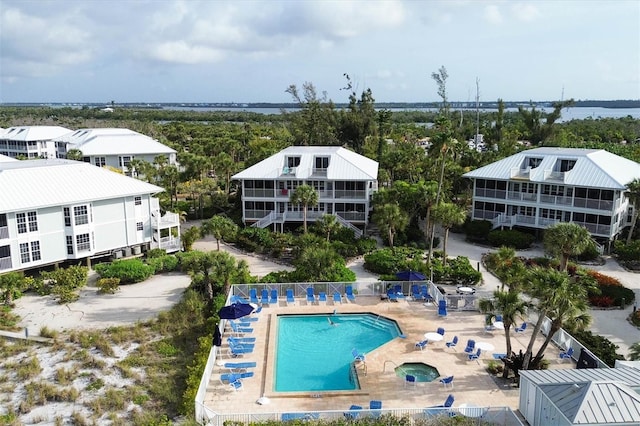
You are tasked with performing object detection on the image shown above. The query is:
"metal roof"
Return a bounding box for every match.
[522,368,640,425]
[463,147,640,190]
[0,126,72,141]
[55,128,176,156]
[0,159,164,213]
[0,154,18,163]
[232,146,378,180]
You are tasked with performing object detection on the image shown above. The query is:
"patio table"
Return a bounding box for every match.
[457,286,475,294]
[475,341,495,355]
[424,332,444,342]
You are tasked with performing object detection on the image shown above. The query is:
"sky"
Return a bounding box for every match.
[0,0,639,104]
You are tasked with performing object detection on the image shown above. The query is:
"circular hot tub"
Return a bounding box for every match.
[395,362,440,382]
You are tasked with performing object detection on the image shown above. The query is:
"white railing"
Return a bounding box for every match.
[540,194,572,206]
[251,211,276,228]
[506,192,537,202]
[150,237,181,252]
[333,214,363,238]
[474,188,507,199]
[336,211,366,221]
[543,170,565,181]
[573,197,614,211]
[335,190,367,199]
[151,211,180,228]
[244,189,276,198]
[510,166,531,179]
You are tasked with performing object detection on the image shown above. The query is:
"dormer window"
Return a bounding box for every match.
[286,156,301,167]
[315,157,329,169]
[559,159,576,172]
[526,157,542,168]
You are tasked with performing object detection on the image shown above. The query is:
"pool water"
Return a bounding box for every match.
[395,362,440,382]
[276,314,401,392]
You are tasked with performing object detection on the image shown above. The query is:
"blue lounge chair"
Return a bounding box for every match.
[412,284,425,300]
[269,289,279,305]
[415,340,429,351]
[230,295,251,304]
[421,285,434,302]
[437,327,445,336]
[260,289,269,305]
[438,299,447,316]
[344,405,362,420]
[492,353,507,360]
[282,412,319,421]
[387,289,399,302]
[352,348,365,362]
[559,347,574,362]
[369,400,382,418]
[345,285,356,302]
[405,374,416,388]
[228,336,256,344]
[306,287,316,304]
[286,289,295,305]
[446,336,458,350]
[439,375,454,389]
[230,322,253,334]
[229,379,243,391]
[495,314,503,322]
[515,322,527,333]
[229,345,254,357]
[318,292,327,304]
[468,348,482,362]
[424,394,454,417]
[394,284,406,299]
[249,288,259,304]
[220,371,254,384]
[333,292,342,304]
[463,339,476,354]
[223,361,256,371]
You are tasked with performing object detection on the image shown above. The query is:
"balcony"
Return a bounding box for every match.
[510,167,531,179]
[474,188,507,200]
[506,191,537,202]
[543,170,566,182]
[0,257,12,271]
[335,190,366,199]
[151,211,181,228]
[337,211,366,221]
[540,194,573,206]
[244,189,276,198]
[312,167,328,177]
[573,198,614,211]
[150,237,181,252]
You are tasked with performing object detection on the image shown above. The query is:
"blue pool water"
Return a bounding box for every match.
[275,314,401,392]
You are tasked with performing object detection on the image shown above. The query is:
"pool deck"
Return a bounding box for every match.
[203,295,574,417]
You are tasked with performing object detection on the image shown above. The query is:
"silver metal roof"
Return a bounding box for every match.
[0,154,18,163]
[0,126,72,141]
[55,128,176,156]
[0,159,164,213]
[463,147,640,190]
[522,368,640,425]
[232,146,378,180]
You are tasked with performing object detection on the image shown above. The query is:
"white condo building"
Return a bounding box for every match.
[463,147,640,246]
[54,128,177,175]
[0,159,181,274]
[0,126,72,159]
[232,146,379,235]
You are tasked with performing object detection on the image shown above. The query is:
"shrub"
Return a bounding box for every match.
[363,247,424,275]
[146,249,167,259]
[97,278,120,294]
[355,237,378,255]
[465,220,493,242]
[585,270,635,307]
[234,228,274,253]
[568,328,624,367]
[574,241,600,261]
[589,296,615,307]
[631,310,640,327]
[487,229,535,249]
[146,255,179,274]
[614,240,640,261]
[447,256,482,285]
[94,259,154,284]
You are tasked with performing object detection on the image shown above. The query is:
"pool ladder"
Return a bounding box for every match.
[383,360,399,374]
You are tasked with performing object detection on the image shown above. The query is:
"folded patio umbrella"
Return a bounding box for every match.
[213,325,222,347]
[395,270,426,281]
[218,302,255,320]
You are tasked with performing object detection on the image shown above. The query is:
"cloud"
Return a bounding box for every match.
[511,2,540,22]
[484,5,503,24]
[0,5,94,80]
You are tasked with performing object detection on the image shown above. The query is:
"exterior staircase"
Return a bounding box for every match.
[252,211,363,238]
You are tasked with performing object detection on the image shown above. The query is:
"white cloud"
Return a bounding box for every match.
[511,2,540,22]
[484,5,503,24]
[146,41,226,64]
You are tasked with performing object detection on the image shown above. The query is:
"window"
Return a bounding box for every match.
[0,245,10,258]
[74,206,88,225]
[136,222,143,231]
[134,196,142,206]
[95,157,106,167]
[119,156,131,168]
[63,207,71,226]
[66,236,74,255]
[315,157,329,169]
[76,233,91,252]
[16,213,27,234]
[286,156,301,167]
[28,211,38,232]
[559,159,576,172]
[30,241,41,261]
[526,157,542,168]
[20,243,30,263]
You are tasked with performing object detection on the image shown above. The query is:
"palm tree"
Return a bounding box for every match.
[479,290,529,378]
[629,342,640,361]
[315,214,342,242]
[66,149,83,161]
[201,215,238,251]
[289,184,319,233]
[625,178,640,243]
[490,246,527,291]
[543,222,593,272]
[0,272,30,306]
[431,202,467,266]
[372,203,409,248]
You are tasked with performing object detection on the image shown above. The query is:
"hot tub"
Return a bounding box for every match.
[395,362,440,382]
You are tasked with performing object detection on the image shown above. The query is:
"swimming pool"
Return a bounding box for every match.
[275,313,401,392]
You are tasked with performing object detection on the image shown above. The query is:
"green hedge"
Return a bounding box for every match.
[614,240,640,261]
[94,259,154,284]
[487,229,535,249]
